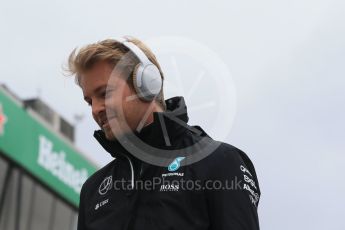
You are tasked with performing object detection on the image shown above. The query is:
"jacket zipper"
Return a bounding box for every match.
[123,155,134,190]
[139,162,143,177]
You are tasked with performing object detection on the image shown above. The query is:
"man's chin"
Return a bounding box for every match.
[103,129,126,141]
[104,132,116,140]
[102,123,133,140]
[101,129,115,140]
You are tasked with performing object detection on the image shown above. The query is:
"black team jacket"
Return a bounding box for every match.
[77,96,261,230]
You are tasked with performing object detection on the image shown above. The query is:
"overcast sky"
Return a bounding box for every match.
[1,0,345,229]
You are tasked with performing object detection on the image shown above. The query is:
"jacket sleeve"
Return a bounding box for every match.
[205,145,261,230]
[77,183,87,230]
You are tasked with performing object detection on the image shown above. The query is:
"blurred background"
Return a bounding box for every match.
[0,0,344,229]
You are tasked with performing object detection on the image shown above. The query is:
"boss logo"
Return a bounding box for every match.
[160,183,179,192]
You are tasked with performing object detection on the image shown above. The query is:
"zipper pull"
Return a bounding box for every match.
[139,162,143,177]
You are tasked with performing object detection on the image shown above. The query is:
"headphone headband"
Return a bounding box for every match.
[115,37,163,102]
[117,38,151,66]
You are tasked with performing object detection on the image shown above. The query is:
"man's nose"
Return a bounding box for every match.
[92,101,105,119]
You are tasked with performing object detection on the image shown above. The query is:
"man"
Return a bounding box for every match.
[67,36,261,230]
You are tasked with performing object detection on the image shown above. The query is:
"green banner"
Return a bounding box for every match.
[0,88,97,207]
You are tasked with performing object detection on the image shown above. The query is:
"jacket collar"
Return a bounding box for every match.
[94,96,196,159]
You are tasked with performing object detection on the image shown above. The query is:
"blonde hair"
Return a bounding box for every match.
[66,36,166,110]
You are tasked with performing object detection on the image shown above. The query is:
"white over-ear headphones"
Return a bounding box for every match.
[116,37,162,102]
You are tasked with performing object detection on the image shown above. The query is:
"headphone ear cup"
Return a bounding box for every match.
[132,64,141,98]
[132,63,162,101]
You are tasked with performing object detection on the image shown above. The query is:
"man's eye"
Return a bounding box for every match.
[100,90,109,98]
[105,90,113,97]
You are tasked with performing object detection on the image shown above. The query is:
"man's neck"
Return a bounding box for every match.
[143,102,164,127]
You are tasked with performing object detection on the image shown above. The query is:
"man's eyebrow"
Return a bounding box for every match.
[83,85,107,101]
[94,85,107,94]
